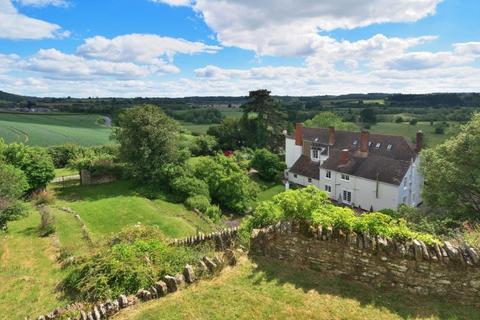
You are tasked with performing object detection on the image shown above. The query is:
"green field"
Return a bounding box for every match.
[113,256,478,320]
[368,121,457,148]
[0,112,112,146]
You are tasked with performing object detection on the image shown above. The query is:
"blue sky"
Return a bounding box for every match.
[0,0,479,97]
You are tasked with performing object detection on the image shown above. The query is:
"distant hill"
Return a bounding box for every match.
[0,90,478,114]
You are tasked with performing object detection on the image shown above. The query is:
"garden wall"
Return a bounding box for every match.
[250,221,480,306]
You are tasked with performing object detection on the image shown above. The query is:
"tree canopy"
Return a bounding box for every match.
[113,105,185,182]
[304,111,357,130]
[421,112,480,220]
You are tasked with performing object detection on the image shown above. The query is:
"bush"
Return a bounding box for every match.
[63,238,211,301]
[48,144,82,168]
[205,205,222,222]
[32,190,56,205]
[3,143,55,191]
[170,176,210,202]
[0,163,29,231]
[434,126,445,134]
[240,186,440,245]
[251,149,286,182]
[190,135,218,156]
[38,206,55,237]
[192,154,259,213]
[395,116,404,123]
[185,195,211,213]
[409,118,418,125]
[109,224,165,245]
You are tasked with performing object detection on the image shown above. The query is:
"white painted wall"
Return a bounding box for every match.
[285,137,303,168]
[318,168,400,210]
[397,156,423,207]
[287,171,320,188]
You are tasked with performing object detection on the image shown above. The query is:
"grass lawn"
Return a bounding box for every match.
[181,122,213,134]
[53,180,213,240]
[0,211,70,319]
[54,167,79,177]
[0,112,112,146]
[113,256,478,320]
[257,184,285,202]
[368,121,457,148]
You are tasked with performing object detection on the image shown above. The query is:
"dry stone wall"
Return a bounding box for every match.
[171,227,239,250]
[250,221,480,306]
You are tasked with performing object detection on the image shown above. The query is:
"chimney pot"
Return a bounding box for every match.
[360,130,369,153]
[416,130,423,152]
[328,126,335,145]
[295,123,303,146]
[340,149,349,165]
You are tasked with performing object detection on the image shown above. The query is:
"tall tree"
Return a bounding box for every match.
[113,105,184,182]
[421,112,480,220]
[360,108,377,123]
[241,89,286,150]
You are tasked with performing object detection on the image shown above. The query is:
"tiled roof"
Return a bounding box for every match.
[289,155,320,180]
[289,127,417,185]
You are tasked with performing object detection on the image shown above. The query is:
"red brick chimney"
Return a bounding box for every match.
[328,126,335,145]
[340,149,349,165]
[360,130,369,153]
[295,123,303,146]
[416,130,423,152]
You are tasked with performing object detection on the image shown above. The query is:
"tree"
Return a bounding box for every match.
[304,112,357,130]
[241,90,286,150]
[360,108,377,123]
[251,149,286,182]
[0,163,29,231]
[207,118,246,150]
[3,144,55,191]
[113,105,185,182]
[421,113,480,220]
[191,155,259,213]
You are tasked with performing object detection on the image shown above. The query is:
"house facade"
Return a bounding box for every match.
[285,124,423,211]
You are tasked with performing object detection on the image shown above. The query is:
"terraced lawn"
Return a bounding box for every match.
[114,256,480,320]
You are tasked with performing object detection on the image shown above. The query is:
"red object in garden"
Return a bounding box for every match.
[223,150,234,157]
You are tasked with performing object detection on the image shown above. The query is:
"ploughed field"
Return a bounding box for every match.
[0,112,112,146]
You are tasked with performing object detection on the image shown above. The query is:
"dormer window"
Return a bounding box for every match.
[375,143,381,149]
[387,144,393,151]
[326,170,331,179]
[312,149,319,159]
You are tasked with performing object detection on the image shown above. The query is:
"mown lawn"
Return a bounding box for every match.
[0,112,112,146]
[0,211,70,319]
[53,180,213,240]
[114,256,479,320]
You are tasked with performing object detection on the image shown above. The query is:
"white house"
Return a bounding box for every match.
[285,124,423,211]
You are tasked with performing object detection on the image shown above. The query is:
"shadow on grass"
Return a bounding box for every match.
[249,255,479,320]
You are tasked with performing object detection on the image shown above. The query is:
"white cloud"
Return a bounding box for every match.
[191,0,442,56]
[14,0,67,7]
[150,0,191,6]
[77,34,221,67]
[23,49,153,79]
[0,53,20,73]
[0,0,67,40]
[454,42,480,56]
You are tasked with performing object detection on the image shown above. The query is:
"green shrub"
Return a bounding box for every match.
[109,224,164,245]
[185,195,211,213]
[38,206,55,237]
[63,238,211,301]
[409,118,418,125]
[240,186,440,246]
[48,144,82,168]
[251,148,286,182]
[32,190,56,205]
[170,176,210,202]
[205,205,222,222]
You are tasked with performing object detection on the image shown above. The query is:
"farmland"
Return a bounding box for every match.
[0,112,112,146]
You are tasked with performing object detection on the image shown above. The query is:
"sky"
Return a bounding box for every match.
[0,0,479,97]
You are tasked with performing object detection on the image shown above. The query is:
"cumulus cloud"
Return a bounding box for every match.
[77,34,221,67]
[191,0,441,56]
[23,49,153,79]
[0,53,20,73]
[0,0,67,39]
